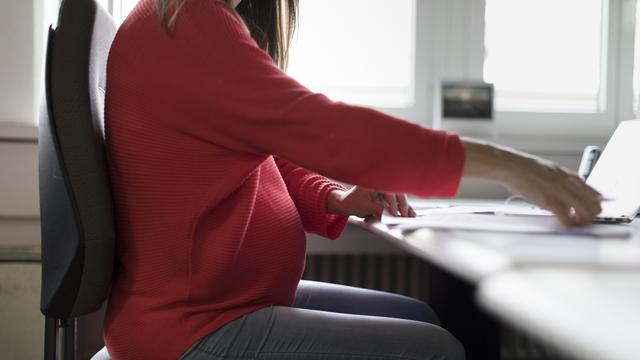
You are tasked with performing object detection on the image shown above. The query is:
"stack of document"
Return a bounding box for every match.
[382,205,632,238]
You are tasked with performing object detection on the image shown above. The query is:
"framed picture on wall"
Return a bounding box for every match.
[441,81,493,120]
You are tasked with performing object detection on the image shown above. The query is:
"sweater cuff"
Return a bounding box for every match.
[311,181,349,240]
[437,133,465,197]
[420,132,465,198]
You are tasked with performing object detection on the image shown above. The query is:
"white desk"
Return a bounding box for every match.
[477,267,640,360]
[351,199,640,283]
[350,217,512,283]
[349,199,640,360]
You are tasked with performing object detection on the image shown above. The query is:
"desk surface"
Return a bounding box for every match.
[477,267,640,360]
[350,216,512,283]
[350,199,640,283]
[350,199,640,360]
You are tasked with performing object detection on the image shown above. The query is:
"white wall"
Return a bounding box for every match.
[0,0,43,260]
[0,0,51,248]
[0,3,50,358]
[0,1,37,125]
[0,142,39,218]
[0,0,40,237]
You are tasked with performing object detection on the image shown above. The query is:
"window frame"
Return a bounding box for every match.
[487,0,633,137]
[397,0,637,153]
[431,0,637,152]
[287,0,419,110]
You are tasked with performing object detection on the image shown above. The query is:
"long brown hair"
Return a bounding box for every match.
[156,0,298,69]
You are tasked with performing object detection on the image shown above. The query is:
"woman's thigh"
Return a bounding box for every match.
[179,306,465,360]
[293,280,441,325]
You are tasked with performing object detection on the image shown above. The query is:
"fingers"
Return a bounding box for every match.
[379,193,414,217]
[383,193,399,216]
[501,151,609,227]
[567,176,602,214]
[540,173,602,227]
[545,199,574,227]
[397,194,410,217]
[565,194,595,226]
[372,202,386,218]
[562,175,602,225]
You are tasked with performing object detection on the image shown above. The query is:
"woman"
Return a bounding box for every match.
[103,0,603,359]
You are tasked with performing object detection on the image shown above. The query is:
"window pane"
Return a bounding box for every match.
[120,0,137,21]
[111,1,416,108]
[96,0,109,12]
[484,0,604,113]
[115,0,138,24]
[46,0,61,25]
[287,0,415,108]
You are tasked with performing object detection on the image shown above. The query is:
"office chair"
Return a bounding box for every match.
[39,0,117,359]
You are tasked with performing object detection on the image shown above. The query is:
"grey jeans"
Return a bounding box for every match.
[178,280,465,360]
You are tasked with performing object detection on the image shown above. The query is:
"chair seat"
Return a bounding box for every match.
[91,346,111,360]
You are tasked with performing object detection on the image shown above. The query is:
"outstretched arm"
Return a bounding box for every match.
[172,1,602,227]
[166,2,465,199]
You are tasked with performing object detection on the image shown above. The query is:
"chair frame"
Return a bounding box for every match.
[39,0,117,358]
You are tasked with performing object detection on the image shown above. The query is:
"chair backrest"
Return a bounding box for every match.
[39,0,117,320]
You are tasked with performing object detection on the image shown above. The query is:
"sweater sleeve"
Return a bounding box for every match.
[165,0,465,198]
[274,157,349,239]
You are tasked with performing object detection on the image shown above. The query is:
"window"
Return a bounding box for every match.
[107,0,418,110]
[96,0,110,15]
[100,0,634,143]
[98,0,137,24]
[484,0,605,113]
[287,0,416,108]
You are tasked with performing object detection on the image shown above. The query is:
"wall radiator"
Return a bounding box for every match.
[302,254,431,300]
[302,254,569,360]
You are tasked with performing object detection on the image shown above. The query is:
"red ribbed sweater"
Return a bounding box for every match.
[104,0,465,359]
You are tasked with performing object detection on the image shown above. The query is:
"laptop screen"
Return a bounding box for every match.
[586,120,640,219]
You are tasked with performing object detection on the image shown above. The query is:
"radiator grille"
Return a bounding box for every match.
[302,254,430,301]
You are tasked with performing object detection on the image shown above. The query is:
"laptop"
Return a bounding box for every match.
[583,120,640,223]
[398,121,640,225]
[501,120,640,224]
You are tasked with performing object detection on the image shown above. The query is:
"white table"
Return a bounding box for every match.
[351,199,640,282]
[350,217,512,283]
[477,267,640,360]
[349,199,640,360]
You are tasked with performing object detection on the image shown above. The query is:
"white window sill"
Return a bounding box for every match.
[437,120,609,155]
[486,135,608,156]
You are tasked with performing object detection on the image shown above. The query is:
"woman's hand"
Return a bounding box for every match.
[327,186,417,218]
[462,138,603,227]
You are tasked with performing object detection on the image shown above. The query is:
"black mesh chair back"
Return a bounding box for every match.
[39,0,117,358]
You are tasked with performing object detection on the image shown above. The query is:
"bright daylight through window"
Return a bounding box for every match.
[287,0,416,108]
[102,0,416,109]
[103,0,610,116]
[484,0,604,113]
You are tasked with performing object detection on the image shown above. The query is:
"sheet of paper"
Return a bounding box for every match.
[382,204,549,225]
[392,213,631,238]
